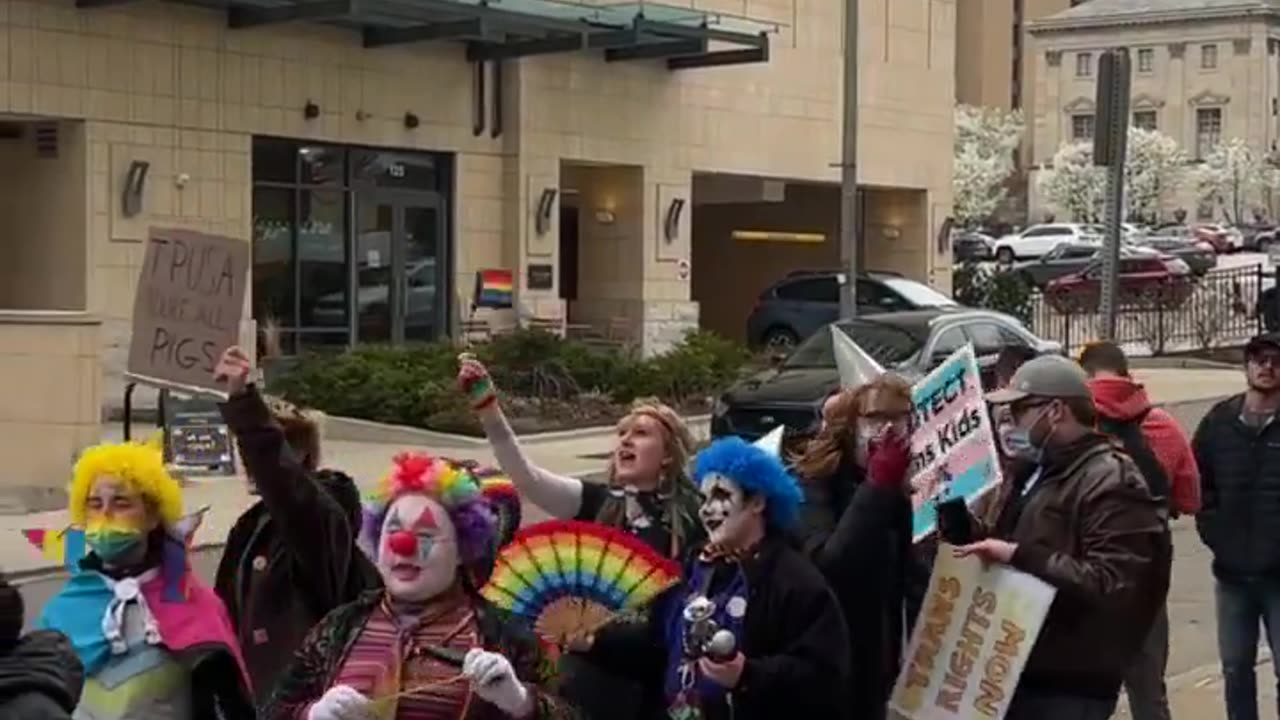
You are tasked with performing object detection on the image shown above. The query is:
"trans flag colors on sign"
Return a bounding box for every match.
[907,345,1003,541]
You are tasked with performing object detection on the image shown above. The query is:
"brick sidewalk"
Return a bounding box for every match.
[1110,653,1277,719]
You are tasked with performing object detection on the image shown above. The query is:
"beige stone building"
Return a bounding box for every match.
[1027,0,1280,221]
[0,0,954,493]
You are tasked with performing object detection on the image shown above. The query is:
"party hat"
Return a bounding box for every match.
[753,426,785,458]
[831,325,884,388]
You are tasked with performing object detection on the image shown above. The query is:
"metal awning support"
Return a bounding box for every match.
[668,33,769,70]
[228,0,353,28]
[606,37,706,62]
[363,17,491,47]
[466,33,583,61]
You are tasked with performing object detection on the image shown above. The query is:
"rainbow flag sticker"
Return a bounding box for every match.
[474,269,514,309]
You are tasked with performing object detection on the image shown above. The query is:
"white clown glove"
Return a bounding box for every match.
[307,685,377,720]
[463,647,534,717]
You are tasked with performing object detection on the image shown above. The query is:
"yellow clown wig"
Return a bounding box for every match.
[68,438,184,527]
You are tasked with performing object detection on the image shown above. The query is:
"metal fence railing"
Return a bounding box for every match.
[1025,263,1266,357]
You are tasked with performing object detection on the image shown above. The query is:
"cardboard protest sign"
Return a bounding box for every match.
[890,544,1055,720]
[908,345,1002,540]
[127,228,250,394]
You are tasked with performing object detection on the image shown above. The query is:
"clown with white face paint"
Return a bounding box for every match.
[261,452,581,720]
[586,437,851,720]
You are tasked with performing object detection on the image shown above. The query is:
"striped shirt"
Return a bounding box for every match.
[330,595,479,719]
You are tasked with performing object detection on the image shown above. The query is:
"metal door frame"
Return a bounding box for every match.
[352,189,447,344]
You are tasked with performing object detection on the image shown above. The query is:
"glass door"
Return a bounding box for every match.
[354,192,446,344]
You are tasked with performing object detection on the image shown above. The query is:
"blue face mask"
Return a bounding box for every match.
[1000,406,1053,463]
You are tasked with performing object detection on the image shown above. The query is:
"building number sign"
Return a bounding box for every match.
[387,163,406,178]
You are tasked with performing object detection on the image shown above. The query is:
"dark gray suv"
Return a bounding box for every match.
[745,270,958,349]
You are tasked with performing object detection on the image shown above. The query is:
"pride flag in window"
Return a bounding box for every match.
[474,269,514,309]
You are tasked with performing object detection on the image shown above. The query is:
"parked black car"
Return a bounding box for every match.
[952,231,996,263]
[745,270,959,350]
[713,309,1062,441]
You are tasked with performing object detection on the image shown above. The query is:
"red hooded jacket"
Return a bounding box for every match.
[1088,376,1201,516]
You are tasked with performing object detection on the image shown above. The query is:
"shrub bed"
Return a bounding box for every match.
[270,329,753,435]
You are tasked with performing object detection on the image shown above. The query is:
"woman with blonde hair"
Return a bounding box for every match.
[457,354,702,720]
[792,374,915,720]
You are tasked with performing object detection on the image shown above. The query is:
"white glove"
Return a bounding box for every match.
[463,647,534,717]
[307,685,376,720]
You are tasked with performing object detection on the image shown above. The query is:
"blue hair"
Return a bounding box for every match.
[693,437,804,531]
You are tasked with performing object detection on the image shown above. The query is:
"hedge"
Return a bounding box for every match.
[270,329,753,435]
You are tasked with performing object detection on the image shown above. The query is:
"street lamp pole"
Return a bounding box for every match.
[839,0,860,319]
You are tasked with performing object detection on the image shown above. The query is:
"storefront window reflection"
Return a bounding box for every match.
[297,190,348,349]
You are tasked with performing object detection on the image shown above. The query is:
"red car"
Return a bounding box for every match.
[1045,255,1193,314]
[1152,223,1236,253]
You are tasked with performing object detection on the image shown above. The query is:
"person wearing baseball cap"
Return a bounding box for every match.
[949,355,1171,720]
[1191,330,1280,720]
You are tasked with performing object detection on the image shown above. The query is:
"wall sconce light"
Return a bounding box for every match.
[663,197,686,243]
[882,225,902,242]
[121,160,150,218]
[304,101,320,120]
[404,112,420,129]
[937,216,954,254]
[594,209,616,225]
[355,110,370,122]
[535,188,558,235]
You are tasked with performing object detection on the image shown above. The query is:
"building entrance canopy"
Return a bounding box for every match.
[83,0,780,69]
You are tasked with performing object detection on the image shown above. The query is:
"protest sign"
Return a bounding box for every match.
[908,344,1002,540]
[890,544,1055,720]
[127,228,249,394]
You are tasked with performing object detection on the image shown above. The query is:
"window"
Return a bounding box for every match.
[964,323,1008,356]
[1133,110,1158,130]
[929,328,967,365]
[1071,113,1095,140]
[776,277,838,303]
[1024,226,1069,238]
[1137,48,1154,73]
[855,279,910,312]
[1075,52,1092,77]
[1201,44,1218,69]
[1196,107,1223,158]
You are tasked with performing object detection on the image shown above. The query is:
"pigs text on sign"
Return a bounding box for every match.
[127,228,250,394]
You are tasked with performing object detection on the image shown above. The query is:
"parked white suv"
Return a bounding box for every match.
[994,223,1103,263]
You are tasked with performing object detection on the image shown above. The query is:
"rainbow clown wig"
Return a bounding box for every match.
[69,438,184,527]
[693,437,804,532]
[362,452,500,565]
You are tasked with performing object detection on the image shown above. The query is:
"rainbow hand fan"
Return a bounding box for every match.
[480,520,682,646]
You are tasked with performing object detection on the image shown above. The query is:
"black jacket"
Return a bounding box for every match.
[795,459,911,720]
[0,631,82,720]
[588,535,851,720]
[1194,394,1280,578]
[215,386,380,704]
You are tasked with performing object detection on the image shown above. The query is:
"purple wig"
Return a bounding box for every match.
[361,452,496,563]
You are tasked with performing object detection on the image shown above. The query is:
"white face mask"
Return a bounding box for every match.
[377,495,459,602]
[698,473,753,546]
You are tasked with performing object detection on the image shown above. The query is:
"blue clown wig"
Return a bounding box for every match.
[693,437,804,531]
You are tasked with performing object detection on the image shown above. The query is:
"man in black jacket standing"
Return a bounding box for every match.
[1194,331,1280,720]
[212,346,379,704]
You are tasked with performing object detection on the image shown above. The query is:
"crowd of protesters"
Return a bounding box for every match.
[1,327,1278,720]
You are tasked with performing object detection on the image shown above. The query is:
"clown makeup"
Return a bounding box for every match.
[697,473,762,547]
[378,494,459,602]
[84,477,155,565]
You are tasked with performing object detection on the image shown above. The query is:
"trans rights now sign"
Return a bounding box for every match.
[907,345,1003,541]
[889,545,1055,720]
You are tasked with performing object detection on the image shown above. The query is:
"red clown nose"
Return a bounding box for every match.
[387,530,418,557]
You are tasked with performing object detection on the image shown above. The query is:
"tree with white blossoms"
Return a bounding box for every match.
[1037,141,1105,222]
[1038,128,1186,223]
[1194,138,1263,224]
[1124,128,1188,223]
[953,105,1024,226]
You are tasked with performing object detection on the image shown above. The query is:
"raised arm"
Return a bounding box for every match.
[214,347,355,612]
[458,354,585,519]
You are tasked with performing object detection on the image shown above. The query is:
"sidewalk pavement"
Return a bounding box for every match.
[0,365,1244,579]
[1151,651,1277,720]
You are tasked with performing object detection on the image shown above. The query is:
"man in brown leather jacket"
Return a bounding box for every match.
[952,355,1171,720]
